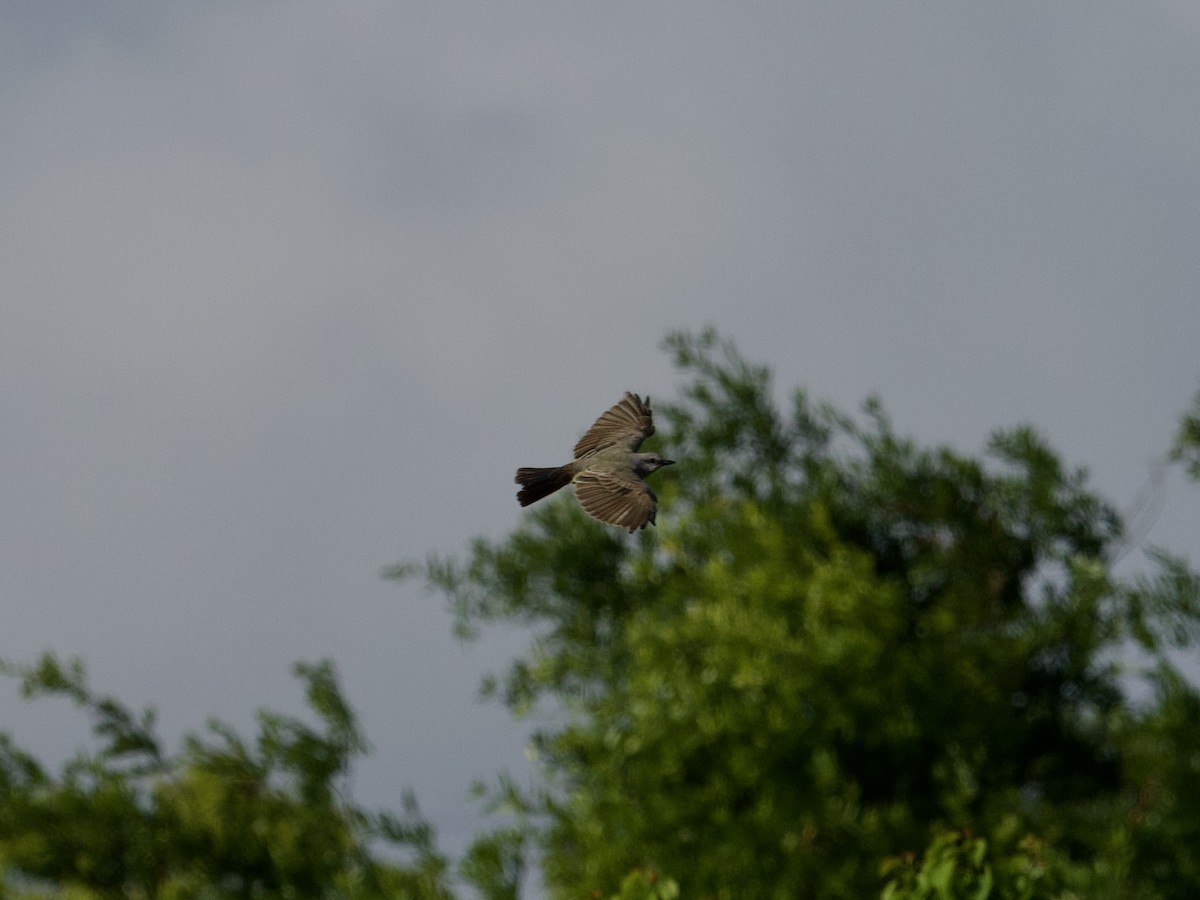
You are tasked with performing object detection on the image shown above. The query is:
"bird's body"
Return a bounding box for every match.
[515,392,674,532]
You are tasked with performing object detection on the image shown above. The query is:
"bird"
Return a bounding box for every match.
[515,392,675,533]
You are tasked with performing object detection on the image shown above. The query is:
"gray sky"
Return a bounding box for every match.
[3,0,1199,873]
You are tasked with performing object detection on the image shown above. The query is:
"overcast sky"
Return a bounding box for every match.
[3,0,1199,877]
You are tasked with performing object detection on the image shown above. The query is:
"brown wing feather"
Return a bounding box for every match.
[573,392,655,459]
[574,471,658,532]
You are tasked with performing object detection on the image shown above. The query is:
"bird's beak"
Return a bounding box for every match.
[661,459,676,466]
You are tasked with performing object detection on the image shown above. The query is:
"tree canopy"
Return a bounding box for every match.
[4,329,1200,899]
[408,329,1200,899]
[0,656,451,899]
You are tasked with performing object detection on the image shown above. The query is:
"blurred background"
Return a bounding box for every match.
[2,0,1198,866]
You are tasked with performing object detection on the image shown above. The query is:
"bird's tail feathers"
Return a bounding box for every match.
[515,466,572,507]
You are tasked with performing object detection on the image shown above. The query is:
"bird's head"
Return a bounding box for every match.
[636,453,676,476]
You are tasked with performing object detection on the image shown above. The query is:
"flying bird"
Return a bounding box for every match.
[515,392,675,532]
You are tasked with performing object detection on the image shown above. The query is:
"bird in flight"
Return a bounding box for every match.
[515,392,675,532]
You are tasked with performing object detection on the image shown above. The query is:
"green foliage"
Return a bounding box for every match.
[404,328,1200,899]
[457,775,533,900]
[608,868,679,900]
[879,825,1084,900]
[0,655,451,900]
[1172,388,1200,482]
[1118,666,1200,898]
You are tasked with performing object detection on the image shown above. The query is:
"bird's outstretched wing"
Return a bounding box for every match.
[573,392,655,458]
[573,471,659,532]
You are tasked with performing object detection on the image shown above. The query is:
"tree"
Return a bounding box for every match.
[403,328,1200,899]
[879,825,1083,900]
[6,329,1198,899]
[0,655,451,899]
